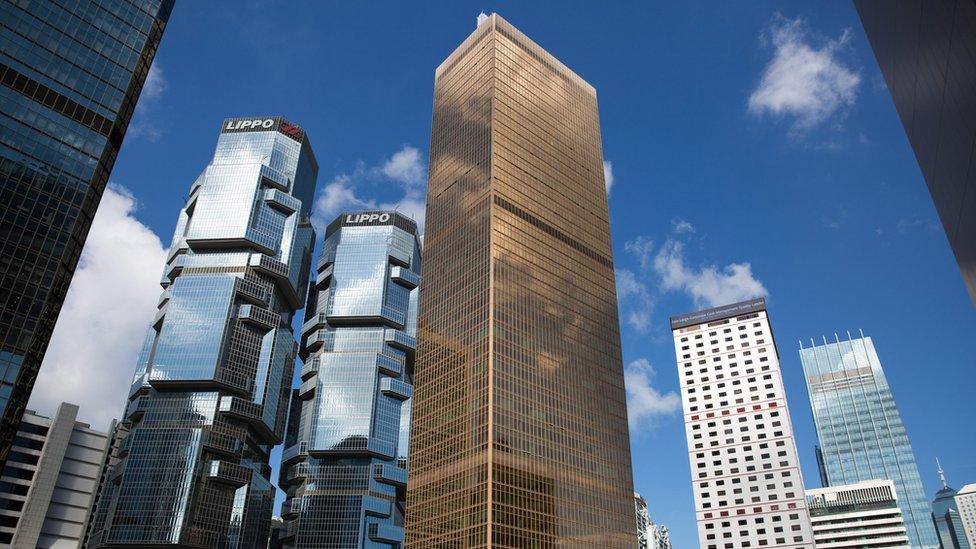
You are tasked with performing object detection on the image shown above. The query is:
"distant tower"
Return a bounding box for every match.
[799,333,939,549]
[671,298,815,548]
[932,460,971,549]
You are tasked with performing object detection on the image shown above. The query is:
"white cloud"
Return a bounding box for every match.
[312,145,427,234]
[29,185,166,430]
[625,359,680,430]
[653,239,768,308]
[603,160,615,195]
[672,218,695,234]
[142,64,167,101]
[616,268,653,333]
[381,146,425,187]
[748,16,860,133]
[624,236,654,270]
[128,63,167,141]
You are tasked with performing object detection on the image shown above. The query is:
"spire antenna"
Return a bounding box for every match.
[937,458,949,489]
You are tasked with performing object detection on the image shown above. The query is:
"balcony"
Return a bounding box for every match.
[283,462,308,485]
[259,163,291,192]
[152,301,167,329]
[157,289,171,308]
[166,235,188,264]
[372,463,408,487]
[238,304,279,331]
[281,497,302,519]
[300,356,319,381]
[125,396,148,422]
[233,277,270,305]
[249,253,301,308]
[368,522,404,545]
[379,377,412,401]
[297,378,316,400]
[376,353,404,376]
[206,460,251,487]
[390,266,420,289]
[301,313,328,338]
[278,519,298,542]
[202,424,243,458]
[362,495,392,518]
[281,441,308,464]
[164,254,186,282]
[314,264,333,289]
[384,329,416,353]
[263,188,300,214]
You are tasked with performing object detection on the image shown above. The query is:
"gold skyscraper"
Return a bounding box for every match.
[405,14,634,547]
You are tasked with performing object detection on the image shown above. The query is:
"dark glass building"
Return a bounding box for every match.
[277,210,420,547]
[932,461,971,549]
[404,13,635,547]
[854,0,976,304]
[87,116,318,548]
[0,0,174,468]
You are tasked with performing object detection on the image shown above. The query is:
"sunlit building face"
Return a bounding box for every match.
[277,211,421,547]
[405,13,635,547]
[800,334,940,549]
[87,117,318,549]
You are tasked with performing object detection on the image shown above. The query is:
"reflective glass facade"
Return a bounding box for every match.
[854,0,976,304]
[277,211,421,548]
[404,14,634,547]
[932,468,970,549]
[0,0,173,470]
[799,334,939,548]
[87,117,318,548]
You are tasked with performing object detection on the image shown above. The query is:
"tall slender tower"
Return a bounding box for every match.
[87,116,318,548]
[0,0,174,470]
[799,332,939,549]
[278,210,421,547]
[670,298,815,549]
[405,13,635,547]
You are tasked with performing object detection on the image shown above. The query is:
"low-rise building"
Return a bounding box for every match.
[806,479,910,549]
[0,403,113,547]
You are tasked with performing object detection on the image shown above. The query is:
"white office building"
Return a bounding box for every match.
[671,298,814,549]
[0,403,114,548]
[957,483,976,546]
[807,479,910,548]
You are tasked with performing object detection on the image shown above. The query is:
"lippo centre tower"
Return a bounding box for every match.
[88,117,318,548]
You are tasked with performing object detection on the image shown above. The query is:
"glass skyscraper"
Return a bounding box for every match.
[0,0,174,470]
[277,210,421,548]
[799,333,939,549]
[87,116,318,548]
[405,13,634,546]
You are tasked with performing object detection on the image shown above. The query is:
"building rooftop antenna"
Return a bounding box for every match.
[937,458,949,489]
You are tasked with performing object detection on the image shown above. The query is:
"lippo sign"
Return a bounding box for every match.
[220,117,305,142]
[223,118,276,132]
[342,212,393,226]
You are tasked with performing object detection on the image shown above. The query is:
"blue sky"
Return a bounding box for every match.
[29,2,976,547]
